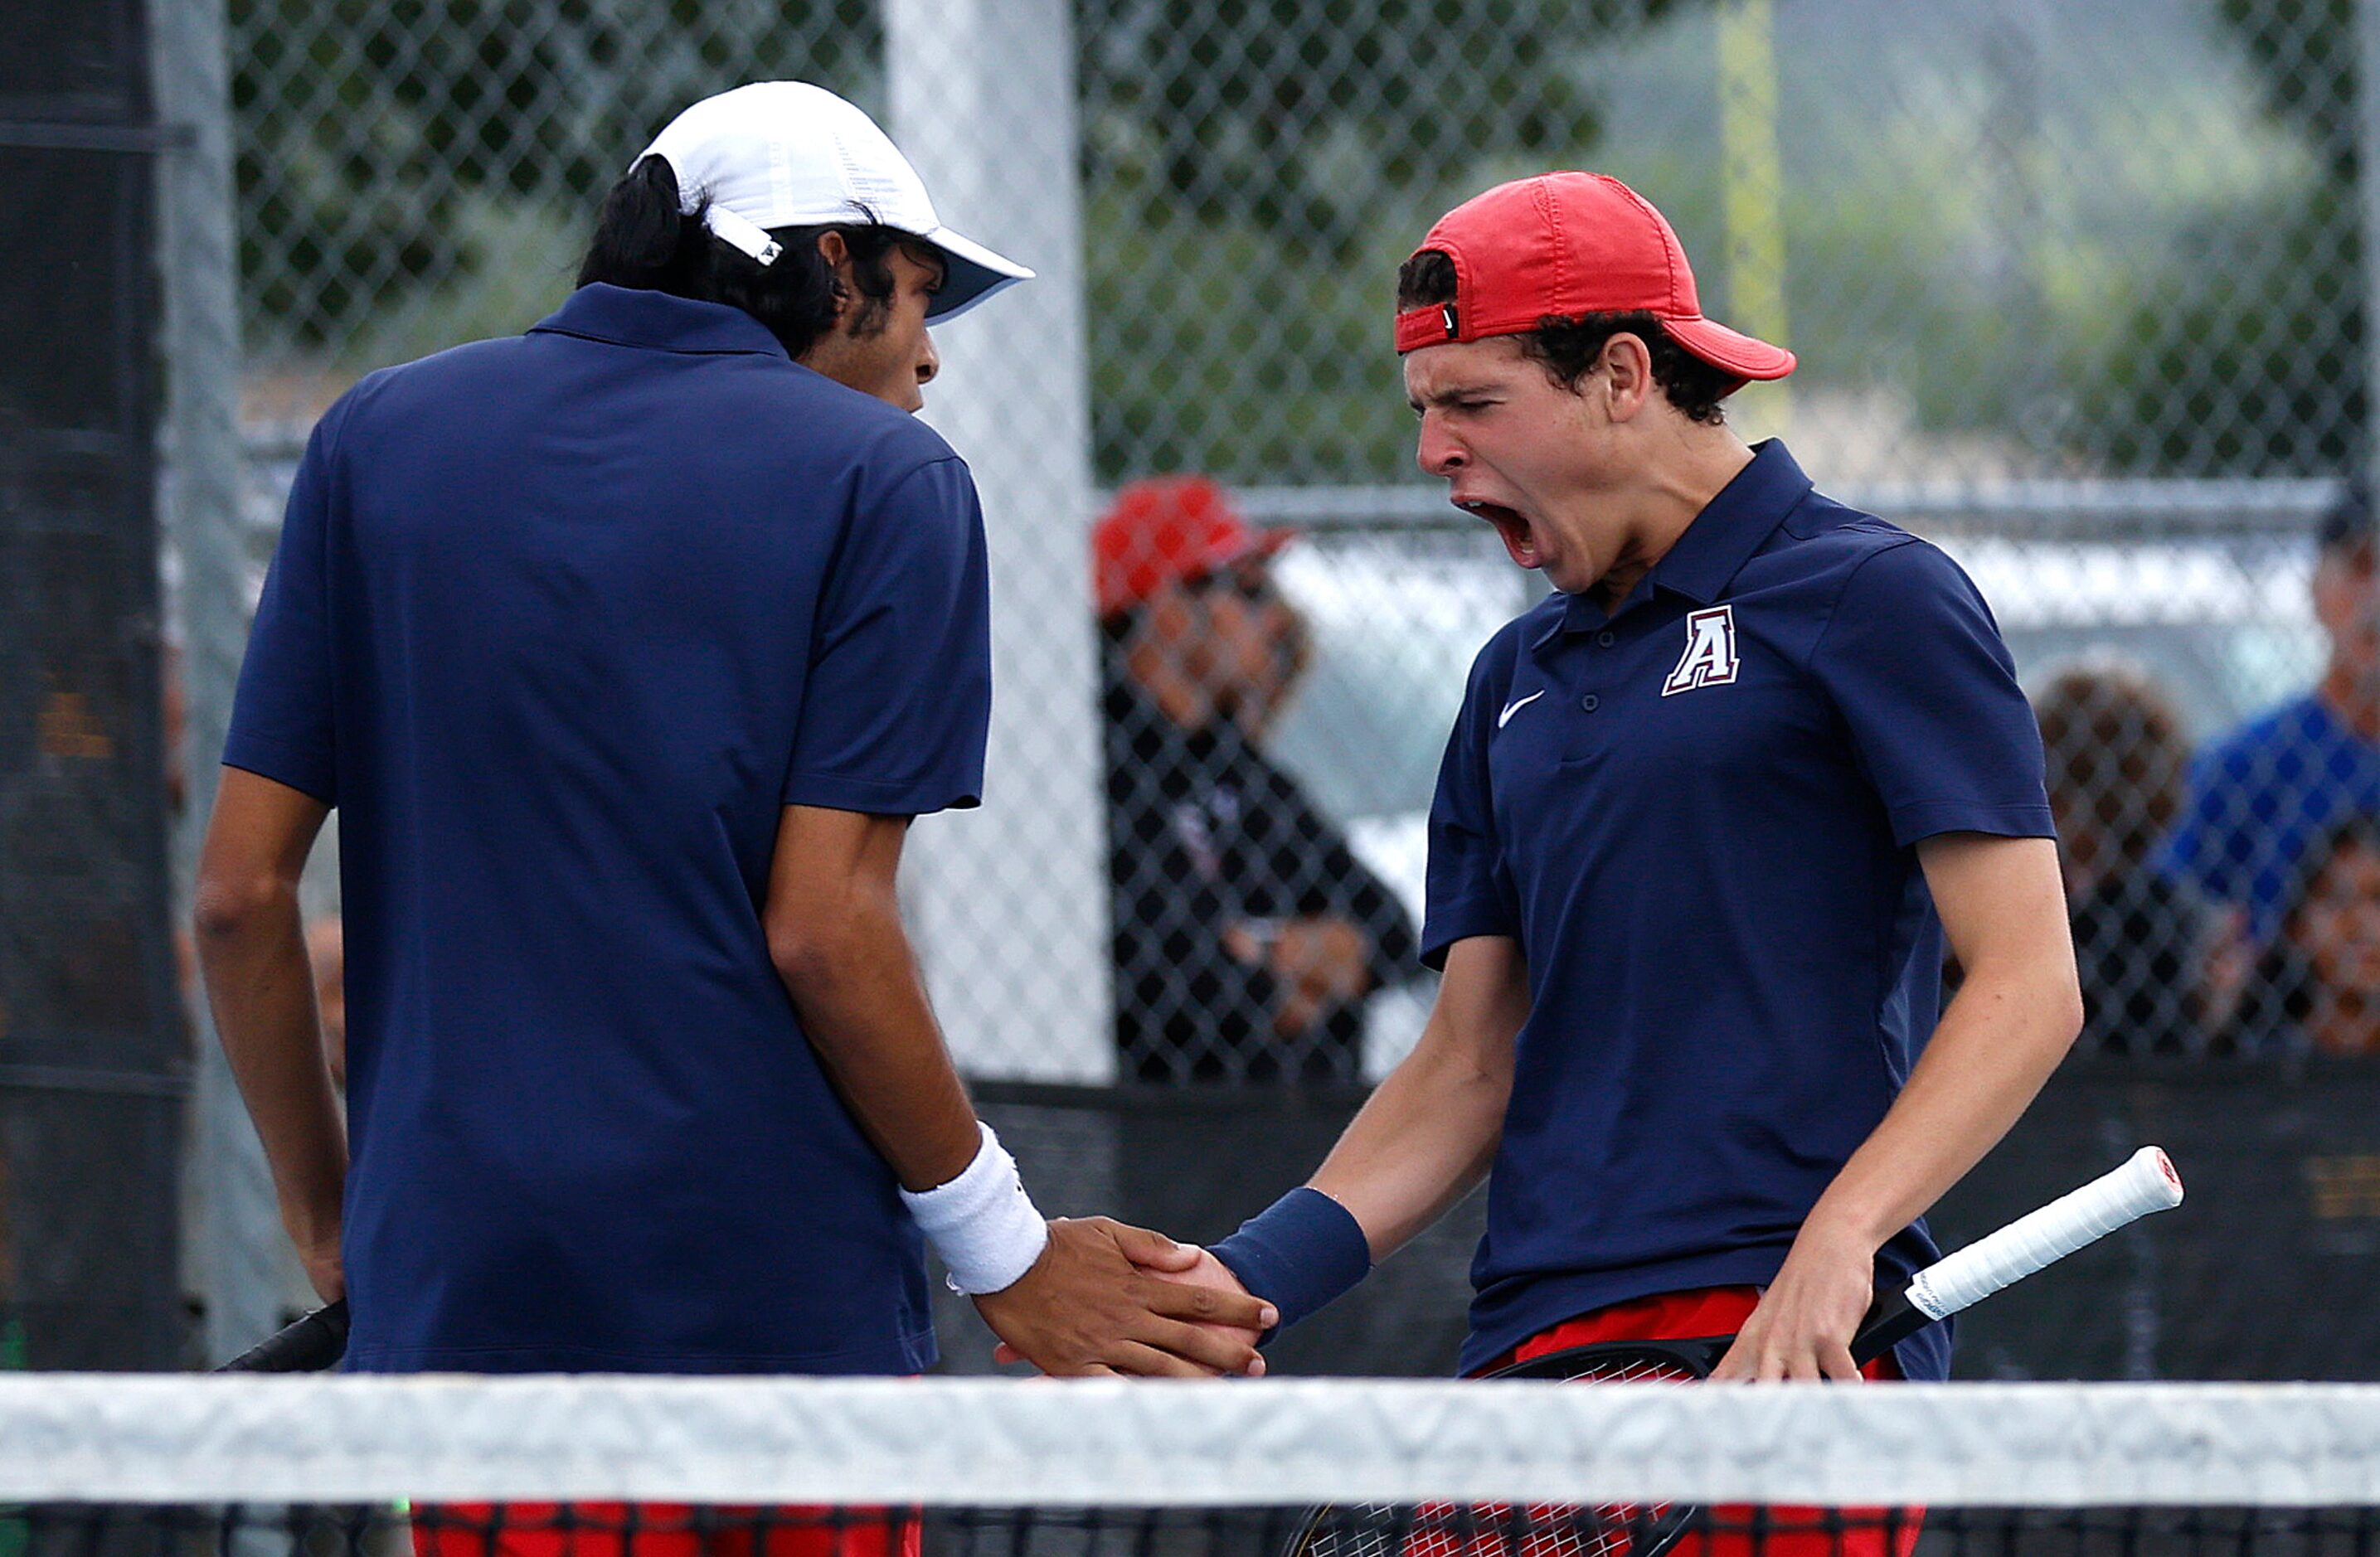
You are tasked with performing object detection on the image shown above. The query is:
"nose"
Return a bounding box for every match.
[1416,412,1465,478]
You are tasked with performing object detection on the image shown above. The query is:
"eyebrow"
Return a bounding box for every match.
[1408,381,1498,414]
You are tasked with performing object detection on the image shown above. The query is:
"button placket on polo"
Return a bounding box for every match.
[1578,625,1616,713]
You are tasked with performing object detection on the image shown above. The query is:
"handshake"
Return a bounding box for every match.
[971,1216,1275,1377]
[902,1123,1338,1379]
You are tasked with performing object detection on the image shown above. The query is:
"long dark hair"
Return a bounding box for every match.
[576,155,901,358]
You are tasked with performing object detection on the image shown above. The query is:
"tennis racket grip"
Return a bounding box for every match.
[213,1298,350,1373]
[1850,1147,2183,1365]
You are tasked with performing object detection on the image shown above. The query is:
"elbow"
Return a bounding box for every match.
[1954,944,2084,1061]
[2050,967,2086,1055]
[766,895,887,994]
[192,869,292,944]
[767,922,841,992]
[2009,953,2086,1060]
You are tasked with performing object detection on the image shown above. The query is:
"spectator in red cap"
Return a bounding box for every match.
[1095,476,1418,1084]
[1180,172,2077,1452]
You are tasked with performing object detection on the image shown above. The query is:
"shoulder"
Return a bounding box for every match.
[1770,506,2025,689]
[338,333,537,412]
[767,378,968,496]
[1775,494,1958,590]
[312,335,553,458]
[1746,492,1984,624]
[1785,511,1995,650]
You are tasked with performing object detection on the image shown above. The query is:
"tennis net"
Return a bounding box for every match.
[6,1375,2378,1557]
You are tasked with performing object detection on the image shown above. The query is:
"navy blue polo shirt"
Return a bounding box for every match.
[1424,441,2052,1381]
[224,284,993,1374]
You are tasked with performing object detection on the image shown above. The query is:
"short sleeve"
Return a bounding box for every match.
[1809,539,2053,847]
[222,410,343,805]
[1421,639,1523,968]
[783,454,993,815]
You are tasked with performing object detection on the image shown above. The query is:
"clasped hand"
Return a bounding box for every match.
[974,1217,1271,1377]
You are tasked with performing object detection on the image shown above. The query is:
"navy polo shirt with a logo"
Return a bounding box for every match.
[224,284,993,1374]
[1423,440,2053,1381]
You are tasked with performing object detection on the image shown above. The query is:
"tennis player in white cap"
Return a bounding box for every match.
[199,78,1272,1458]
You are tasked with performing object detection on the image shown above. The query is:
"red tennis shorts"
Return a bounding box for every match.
[1421,1286,1924,1557]
[409,1502,920,1557]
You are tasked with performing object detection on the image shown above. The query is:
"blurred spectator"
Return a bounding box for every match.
[2035,659,2208,1055]
[306,916,347,1093]
[2164,479,2380,974]
[1095,476,1419,1084]
[2226,816,2380,1055]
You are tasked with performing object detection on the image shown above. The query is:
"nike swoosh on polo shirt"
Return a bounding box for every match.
[1498,690,1546,728]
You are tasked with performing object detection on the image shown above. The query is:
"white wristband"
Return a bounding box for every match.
[897,1122,1050,1295]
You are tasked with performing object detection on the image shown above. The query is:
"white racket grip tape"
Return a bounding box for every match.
[1906,1146,2183,1322]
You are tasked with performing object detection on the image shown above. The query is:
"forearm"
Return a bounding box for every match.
[1310,1017,1508,1259]
[1309,933,1523,1258]
[1803,954,2081,1254]
[194,879,347,1268]
[772,898,981,1193]
[1209,935,1521,1332]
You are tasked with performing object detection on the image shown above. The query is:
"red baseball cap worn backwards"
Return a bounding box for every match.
[1093,476,1294,620]
[1394,172,1795,382]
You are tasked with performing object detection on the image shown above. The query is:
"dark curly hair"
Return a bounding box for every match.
[1395,249,1739,424]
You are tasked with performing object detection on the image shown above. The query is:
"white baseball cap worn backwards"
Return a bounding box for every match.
[636,81,1033,321]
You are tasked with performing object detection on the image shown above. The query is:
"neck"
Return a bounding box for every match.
[1591,427,1759,608]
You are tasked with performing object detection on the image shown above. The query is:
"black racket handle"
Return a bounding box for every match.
[1848,1288,1926,1367]
[214,1298,350,1373]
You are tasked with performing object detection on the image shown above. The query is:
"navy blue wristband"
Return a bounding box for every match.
[1208,1186,1372,1337]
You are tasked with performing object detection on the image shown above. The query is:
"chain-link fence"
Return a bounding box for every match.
[153,0,2380,1372]
[206,0,2380,1087]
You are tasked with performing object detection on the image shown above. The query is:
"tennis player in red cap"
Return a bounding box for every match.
[1182,171,2081,1546]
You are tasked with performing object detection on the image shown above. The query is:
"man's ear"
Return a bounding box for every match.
[1599,332,1654,420]
[815,230,854,318]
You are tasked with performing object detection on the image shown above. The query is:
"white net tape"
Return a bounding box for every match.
[7,1377,2380,1509]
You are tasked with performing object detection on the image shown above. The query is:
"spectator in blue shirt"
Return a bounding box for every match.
[2165,479,2380,967]
[192,82,1270,1389]
[1180,173,2081,1415]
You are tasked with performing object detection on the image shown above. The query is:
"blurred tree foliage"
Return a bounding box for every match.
[1080,0,1692,480]
[228,0,1689,478]
[2069,0,2362,475]
[229,0,878,347]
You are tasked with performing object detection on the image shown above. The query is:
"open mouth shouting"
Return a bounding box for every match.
[1457,497,1540,570]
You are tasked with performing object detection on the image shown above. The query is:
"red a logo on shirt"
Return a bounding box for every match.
[1662,604,1740,696]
